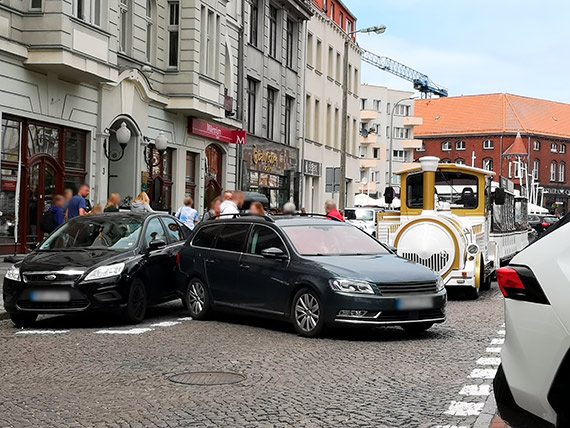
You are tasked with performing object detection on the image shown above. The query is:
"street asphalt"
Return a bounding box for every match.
[0,275,507,428]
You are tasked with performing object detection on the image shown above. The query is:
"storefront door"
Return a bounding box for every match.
[27,157,61,245]
[204,144,223,210]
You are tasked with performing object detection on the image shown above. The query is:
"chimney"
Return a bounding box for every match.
[418,156,440,211]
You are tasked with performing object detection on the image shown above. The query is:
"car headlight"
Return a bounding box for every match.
[467,243,480,256]
[329,278,375,294]
[83,263,125,281]
[436,276,445,292]
[5,265,20,281]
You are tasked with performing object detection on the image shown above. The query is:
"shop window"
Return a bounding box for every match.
[483,139,494,150]
[441,141,452,151]
[1,119,20,163]
[185,152,197,201]
[64,130,86,170]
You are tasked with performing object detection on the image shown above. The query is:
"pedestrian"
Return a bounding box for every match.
[175,197,199,231]
[202,197,222,221]
[283,202,296,215]
[104,193,121,213]
[250,202,266,216]
[67,184,90,219]
[220,191,244,215]
[89,204,103,215]
[63,188,73,211]
[223,190,233,201]
[131,192,154,213]
[40,195,65,234]
[325,199,345,222]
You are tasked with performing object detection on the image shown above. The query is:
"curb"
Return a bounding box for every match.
[473,390,498,428]
[0,311,9,321]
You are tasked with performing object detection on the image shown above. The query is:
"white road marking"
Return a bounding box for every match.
[476,357,501,366]
[177,317,193,321]
[469,368,497,379]
[434,425,469,428]
[486,347,502,353]
[15,330,69,335]
[497,330,506,335]
[95,328,153,335]
[490,338,505,345]
[459,384,491,396]
[150,321,180,327]
[444,401,485,416]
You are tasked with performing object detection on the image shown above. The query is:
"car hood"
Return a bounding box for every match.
[19,249,133,273]
[303,254,438,284]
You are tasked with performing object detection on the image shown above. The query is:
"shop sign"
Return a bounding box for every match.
[188,119,246,144]
[303,160,321,177]
[543,187,570,197]
[243,141,297,176]
[1,179,16,191]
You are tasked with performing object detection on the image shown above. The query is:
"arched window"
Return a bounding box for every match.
[559,162,566,183]
[441,141,451,151]
[551,143,558,153]
[455,158,465,165]
[483,139,494,150]
[455,141,466,151]
[551,161,557,181]
[561,144,567,154]
[533,140,541,151]
[145,0,155,62]
[441,158,451,164]
[533,159,540,180]
[483,158,494,171]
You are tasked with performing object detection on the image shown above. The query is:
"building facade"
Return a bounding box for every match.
[414,94,570,214]
[357,85,422,198]
[0,0,244,254]
[301,0,359,212]
[240,0,312,209]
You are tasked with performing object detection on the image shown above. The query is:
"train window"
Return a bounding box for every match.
[406,174,424,209]
[435,172,479,209]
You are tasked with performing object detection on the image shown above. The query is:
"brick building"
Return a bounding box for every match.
[414,94,570,214]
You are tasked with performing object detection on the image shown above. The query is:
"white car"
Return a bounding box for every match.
[494,216,570,428]
[344,207,382,237]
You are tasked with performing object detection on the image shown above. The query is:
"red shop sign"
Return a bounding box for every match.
[2,180,17,191]
[188,119,247,145]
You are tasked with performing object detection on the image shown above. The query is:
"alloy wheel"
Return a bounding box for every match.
[132,283,146,320]
[187,282,205,315]
[295,293,320,332]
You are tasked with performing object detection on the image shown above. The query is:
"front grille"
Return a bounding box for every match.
[376,282,438,296]
[401,251,450,274]
[17,299,90,310]
[23,273,82,284]
[377,308,444,322]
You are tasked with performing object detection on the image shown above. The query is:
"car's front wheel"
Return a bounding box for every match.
[10,313,38,328]
[123,278,147,324]
[402,322,434,333]
[184,278,211,320]
[291,288,325,338]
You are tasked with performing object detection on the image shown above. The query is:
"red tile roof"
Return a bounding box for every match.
[415,93,570,140]
[503,131,528,156]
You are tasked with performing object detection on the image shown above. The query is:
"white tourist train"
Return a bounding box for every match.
[376,156,530,299]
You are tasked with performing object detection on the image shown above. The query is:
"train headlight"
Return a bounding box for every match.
[467,243,480,256]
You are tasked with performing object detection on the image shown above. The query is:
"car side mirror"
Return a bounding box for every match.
[261,247,287,259]
[494,188,506,205]
[148,239,166,251]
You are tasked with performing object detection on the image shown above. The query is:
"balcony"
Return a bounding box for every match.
[360,133,378,144]
[361,110,378,121]
[403,116,423,127]
[358,181,378,193]
[360,158,379,169]
[402,139,423,149]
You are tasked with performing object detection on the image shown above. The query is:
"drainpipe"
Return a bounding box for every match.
[418,156,440,212]
[299,20,308,208]
[236,0,246,190]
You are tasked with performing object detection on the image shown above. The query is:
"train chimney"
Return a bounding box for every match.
[418,156,440,211]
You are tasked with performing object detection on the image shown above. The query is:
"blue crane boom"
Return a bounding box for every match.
[361,48,448,98]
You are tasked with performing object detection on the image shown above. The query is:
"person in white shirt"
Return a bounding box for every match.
[220,191,245,216]
[175,197,199,231]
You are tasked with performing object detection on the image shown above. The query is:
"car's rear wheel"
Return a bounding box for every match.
[123,278,147,324]
[291,288,325,338]
[184,278,210,320]
[9,313,38,328]
[402,322,434,333]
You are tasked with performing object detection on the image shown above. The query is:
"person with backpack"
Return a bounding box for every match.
[40,195,65,234]
[175,197,199,231]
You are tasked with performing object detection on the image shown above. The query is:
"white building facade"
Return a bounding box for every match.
[358,85,423,198]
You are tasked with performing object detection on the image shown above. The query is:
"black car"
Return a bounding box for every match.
[3,213,190,327]
[176,215,447,337]
[528,214,559,238]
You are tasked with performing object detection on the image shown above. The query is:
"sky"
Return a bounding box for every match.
[345,0,570,103]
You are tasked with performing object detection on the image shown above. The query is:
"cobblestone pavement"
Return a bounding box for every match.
[0,286,505,428]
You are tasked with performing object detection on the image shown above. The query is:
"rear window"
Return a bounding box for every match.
[192,224,223,248]
[345,209,375,221]
[214,224,249,252]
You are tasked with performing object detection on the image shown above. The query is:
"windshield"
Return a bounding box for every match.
[40,217,143,251]
[282,224,389,256]
[407,171,479,210]
[345,209,375,222]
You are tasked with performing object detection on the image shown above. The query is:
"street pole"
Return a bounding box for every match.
[339,38,349,211]
[388,96,416,190]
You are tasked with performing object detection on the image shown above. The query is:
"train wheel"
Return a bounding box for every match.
[480,257,491,291]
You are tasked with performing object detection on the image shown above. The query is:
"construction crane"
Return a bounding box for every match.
[361,48,448,98]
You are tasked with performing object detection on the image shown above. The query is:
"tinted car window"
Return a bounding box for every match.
[215,224,249,253]
[192,224,223,248]
[162,216,185,242]
[247,225,286,255]
[144,218,167,246]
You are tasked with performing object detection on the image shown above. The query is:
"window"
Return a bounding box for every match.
[560,162,566,182]
[335,52,341,81]
[322,0,327,12]
[307,33,313,67]
[215,224,249,252]
[313,99,320,142]
[455,158,465,165]
[76,0,84,19]
[508,161,513,178]
[394,104,410,116]
[247,78,258,134]
[561,144,567,154]
[162,217,185,242]
[346,19,352,34]
[266,87,277,140]
[392,150,405,161]
[192,224,223,248]
[483,139,494,150]
[375,124,381,134]
[441,159,451,164]
[185,152,197,200]
[406,172,479,210]
[551,161,557,181]
[144,218,166,246]
[284,96,294,145]
[483,158,494,171]
[387,103,391,114]
[168,2,180,67]
[327,46,334,78]
[354,68,359,95]
[339,12,343,29]
[373,100,381,112]
[373,147,379,159]
[31,0,42,9]
[285,19,295,68]
[551,143,558,153]
[119,0,130,53]
[533,140,541,151]
[145,0,154,62]
[330,2,335,19]
[75,0,100,23]
[385,126,390,138]
[268,5,278,58]
[442,141,452,151]
[249,0,259,46]
[393,127,410,139]
[416,143,426,152]
[359,146,367,158]
[201,6,220,77]
[316,39,322,71]
[456,141,466,151]
[533,159,540,180]
[247,226,286,255]
[361,98,367,110]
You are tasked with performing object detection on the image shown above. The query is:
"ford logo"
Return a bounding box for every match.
[44,274,57,281]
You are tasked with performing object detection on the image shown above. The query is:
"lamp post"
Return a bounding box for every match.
[339,24,386,212]
[387,96,417,192]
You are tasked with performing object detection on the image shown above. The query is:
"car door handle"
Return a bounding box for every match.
[205,259,215,264]
[239,264,250,270]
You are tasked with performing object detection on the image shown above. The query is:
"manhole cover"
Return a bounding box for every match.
[168,371,246,386]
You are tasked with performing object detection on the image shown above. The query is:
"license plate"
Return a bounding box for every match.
[30,291,71,302]
[397,296,434,310]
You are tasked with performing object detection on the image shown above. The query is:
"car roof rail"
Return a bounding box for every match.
[271,212,344,222]
[216,213,275,223]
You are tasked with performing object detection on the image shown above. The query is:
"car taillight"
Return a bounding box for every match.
[497,266,549,304]
[542,222,550,227]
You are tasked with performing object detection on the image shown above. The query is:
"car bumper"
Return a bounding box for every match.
[2,276,130,314]
[324,290,447,326]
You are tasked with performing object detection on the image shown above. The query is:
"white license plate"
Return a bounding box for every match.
[30,291,71,302]
[397,296,434,310]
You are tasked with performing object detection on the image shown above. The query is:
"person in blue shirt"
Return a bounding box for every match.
[67,184,90,219]
[50,195,65,228]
